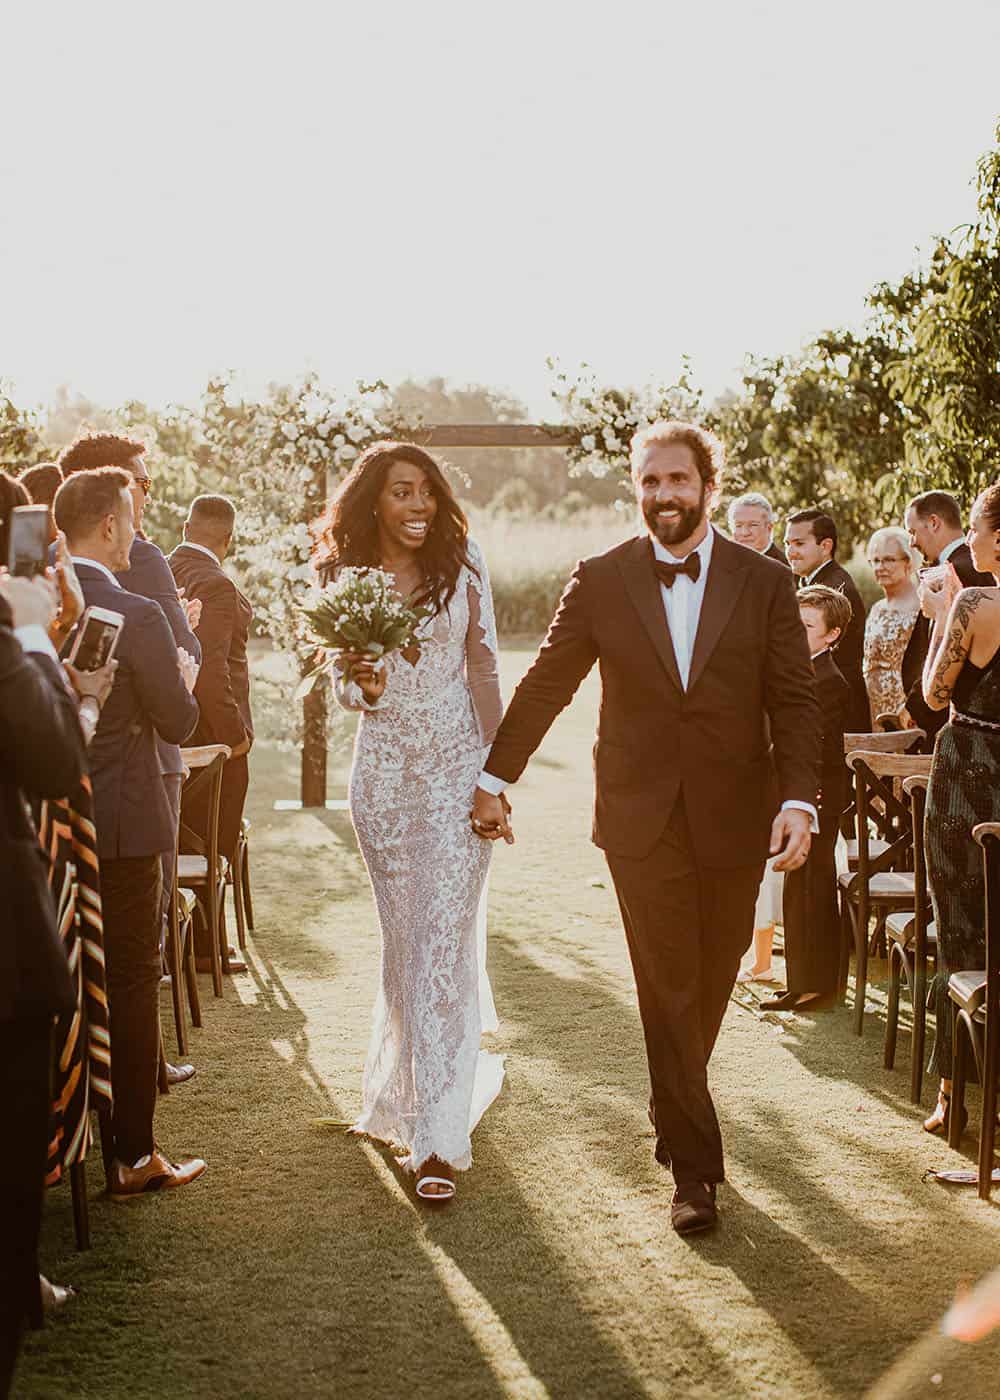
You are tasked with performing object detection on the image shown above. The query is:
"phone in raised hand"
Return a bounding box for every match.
[8,505,50,577]
[67,606,125,671]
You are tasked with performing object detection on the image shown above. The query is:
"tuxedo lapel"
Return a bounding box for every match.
[688,532,751,692]
[617,537,682,693]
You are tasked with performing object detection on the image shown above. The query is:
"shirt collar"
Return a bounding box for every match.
[811,646,831,661]
[805,559,831,585]
[939,537,963,564]
[650,524,716,569]
[179,540,221,565]
[71,556,122,588]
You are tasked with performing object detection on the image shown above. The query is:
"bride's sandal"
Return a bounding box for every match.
[923,1091,968,1138]
[415,1156,456,1204]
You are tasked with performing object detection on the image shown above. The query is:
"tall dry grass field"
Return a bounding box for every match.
[468,505,637,635]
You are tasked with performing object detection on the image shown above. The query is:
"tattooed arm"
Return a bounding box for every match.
[922,588,988,710]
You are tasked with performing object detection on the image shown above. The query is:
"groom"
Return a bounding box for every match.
[472,421,821,1234]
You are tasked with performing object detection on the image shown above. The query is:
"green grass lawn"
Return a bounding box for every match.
[17,647,1000,1400]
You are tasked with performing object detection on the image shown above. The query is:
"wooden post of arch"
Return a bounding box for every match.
[296,423,574,806]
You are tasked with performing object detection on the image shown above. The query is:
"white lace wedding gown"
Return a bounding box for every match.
[335,541,505,1173]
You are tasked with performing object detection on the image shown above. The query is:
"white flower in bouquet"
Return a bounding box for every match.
[295,566,430,698]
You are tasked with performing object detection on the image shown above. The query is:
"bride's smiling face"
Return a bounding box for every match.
[376,461,438,552]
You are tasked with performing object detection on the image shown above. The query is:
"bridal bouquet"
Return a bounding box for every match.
[296,566,429,696]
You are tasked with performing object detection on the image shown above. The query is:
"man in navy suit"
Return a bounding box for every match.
[53,468,207,1200]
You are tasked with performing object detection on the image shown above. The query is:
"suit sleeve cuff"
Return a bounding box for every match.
[15,624,61,665]
[477,771,507,796]
[782,799,819,834]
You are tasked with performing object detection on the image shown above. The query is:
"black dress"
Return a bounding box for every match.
[926,646,1000,1075]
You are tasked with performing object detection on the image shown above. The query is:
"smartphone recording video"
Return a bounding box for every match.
[68,607,125,672]
[8,505,50,578]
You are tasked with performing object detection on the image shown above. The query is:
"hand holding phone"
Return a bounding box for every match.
[67,606,125,672]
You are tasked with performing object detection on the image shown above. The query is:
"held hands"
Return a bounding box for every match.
[0,572,58,631]
[336,650,387,704]
[470,788,514,845]
[177,647,200,693]
[769,808,812,873]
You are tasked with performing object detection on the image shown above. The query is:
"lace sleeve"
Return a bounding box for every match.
[465,540,503,746]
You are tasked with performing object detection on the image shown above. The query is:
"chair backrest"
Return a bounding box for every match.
[845,751,933,880]
[903,774,931,961]
[843,729,925,755]
[179,749,228,874]
[973,822,1000,1054]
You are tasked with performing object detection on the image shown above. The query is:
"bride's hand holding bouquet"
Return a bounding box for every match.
[298,566,429,704]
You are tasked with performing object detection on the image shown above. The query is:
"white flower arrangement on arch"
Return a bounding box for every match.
[546,357,705,478]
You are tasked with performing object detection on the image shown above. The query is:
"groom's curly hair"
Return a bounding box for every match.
[311,441,478,615]
[630,421,724,493]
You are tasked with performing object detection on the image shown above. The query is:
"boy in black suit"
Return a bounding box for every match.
[763,585,851,1012]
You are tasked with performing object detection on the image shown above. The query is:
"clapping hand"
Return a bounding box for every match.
[336,650,387,704]
[918,562,962,622]
[177,646,199,693]
[178,588,202,631]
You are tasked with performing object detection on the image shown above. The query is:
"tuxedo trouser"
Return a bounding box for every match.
[100,855,163,1165]
[782,832,840,997]
[606,802,763,1186]
[0,1016,51,1399]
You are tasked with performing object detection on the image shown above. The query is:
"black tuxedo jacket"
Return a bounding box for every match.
[485,531,821,867]
[0,597,84,1020]
[801,559,870,732]
[75,564,199,859]
[812,649,850,838]
[765,541,789,566]
[169,544,254,750]
[903,541,995,741]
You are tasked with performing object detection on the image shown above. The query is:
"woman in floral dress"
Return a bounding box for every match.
[863,526,920,723]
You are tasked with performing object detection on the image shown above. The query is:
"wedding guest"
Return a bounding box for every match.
[863,526,920,722]
[762,586,851,1012]
[59,433,210,1034]
[19,463,63,542]
[730,490,789,983]
[917,483,1000,1138]
[52,468,207,1197]
[902,491,995,745]
[728,492,787,565]
[169,496,254,963]
[0,574,85,1397]
[785,508,870,732]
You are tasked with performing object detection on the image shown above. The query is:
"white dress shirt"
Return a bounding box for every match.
[938,537,963,565]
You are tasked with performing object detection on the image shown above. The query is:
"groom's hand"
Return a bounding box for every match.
[470,788,514,845]
[769,808,812,872]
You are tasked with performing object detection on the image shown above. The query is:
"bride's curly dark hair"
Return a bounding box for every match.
[311,441,477,614]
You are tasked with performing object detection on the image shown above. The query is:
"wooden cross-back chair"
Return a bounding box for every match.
[178,744,231,997]
[839,751,932,1036]
[841,728,926,870]
[948,822,1000,1199]
[883,774,937,1103]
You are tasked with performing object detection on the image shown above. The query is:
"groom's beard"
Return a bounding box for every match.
[643,484,707,548]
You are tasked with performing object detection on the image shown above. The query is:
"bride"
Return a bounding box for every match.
[312,441,506,1202]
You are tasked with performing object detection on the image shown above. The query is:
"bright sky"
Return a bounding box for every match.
[3,1,999,418]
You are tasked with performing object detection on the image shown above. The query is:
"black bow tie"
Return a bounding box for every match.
[654,554,701,588]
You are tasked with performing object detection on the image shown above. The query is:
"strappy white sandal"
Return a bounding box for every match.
[415,1173,456,1202]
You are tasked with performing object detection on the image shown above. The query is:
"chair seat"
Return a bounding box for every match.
[845,837,891,867]
[948,970,987,1012]
[178,854,227,885]
[885,911,938,949]
[838,870,915,900]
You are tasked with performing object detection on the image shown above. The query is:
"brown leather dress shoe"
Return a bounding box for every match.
[671,1182,717,1235]
[107,1148,207,1201]
[165,1062,196,1086]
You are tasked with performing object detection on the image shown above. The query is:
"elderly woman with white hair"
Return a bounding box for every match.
[863,525,920,720]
